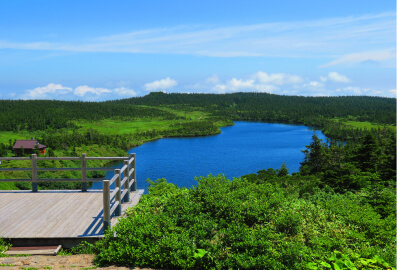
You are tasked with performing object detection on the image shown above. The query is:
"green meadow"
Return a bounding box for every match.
[73,107,209,135]
[0,131,42,144]
[343,121,395,130]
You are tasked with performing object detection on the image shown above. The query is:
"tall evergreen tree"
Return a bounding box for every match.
[354,133,379,173]
[300,133,328,175]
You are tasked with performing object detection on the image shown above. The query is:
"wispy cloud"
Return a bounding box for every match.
[0,12,394,64]
[209,72,303,94]
[144,77,178,91]
[20,83,73,99]
[19,83,137,101]
[320,72,351,83]
[186,71,395,97]
[320,49,396,67]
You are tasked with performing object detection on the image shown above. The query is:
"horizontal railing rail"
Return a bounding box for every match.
[0,153,132,192]
[0,153,137,232]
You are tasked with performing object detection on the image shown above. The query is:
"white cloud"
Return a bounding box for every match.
[299,81,330,96]
[296,80,395,97]
[328,72,351,83]
[18,83,137,101]
[320,49,396,68]
[342,86,365,95]
[253,72,303,85]
[74,85,112,96]
[187,74,221,91]
[253,84,279,93]
[205,74,220,84]
[113,87,137,97]
[213,78,256,93]
[144,77,178,91]
[213,84,227,94]
[228,78,255,90]
[320,72,351,83]
[20,83,73,99]
[321,86,392,97]
[212,71,302,94]
[304,81,324,88]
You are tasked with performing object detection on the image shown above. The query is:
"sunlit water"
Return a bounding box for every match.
[90,121,327,192]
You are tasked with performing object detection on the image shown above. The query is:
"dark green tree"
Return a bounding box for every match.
[354,133,379,173]
[276,162,289,177]
[300,133,328,175]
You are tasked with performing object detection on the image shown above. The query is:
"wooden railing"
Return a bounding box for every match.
[0,153,137,231]
[103,153,136,230]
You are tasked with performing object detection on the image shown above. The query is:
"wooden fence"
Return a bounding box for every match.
[0,153,137,231]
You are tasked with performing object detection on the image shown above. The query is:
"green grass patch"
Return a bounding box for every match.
[344,121,395,130]
[332,117,395,131]
[74,118,191,135]
[0,131,42,144]
[72,106,212,135]
[158,106,208,120]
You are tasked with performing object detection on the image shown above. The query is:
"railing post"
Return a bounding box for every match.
[31,154,38,192]
[103,180,111,231]
[81,153,87,192]
[131,153,137,192]
[123,160,130,202]
[115,169,122,216]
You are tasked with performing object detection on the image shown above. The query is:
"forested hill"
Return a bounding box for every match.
[0,92,395,132]
[114,92,396,125]
[0,99,180,131]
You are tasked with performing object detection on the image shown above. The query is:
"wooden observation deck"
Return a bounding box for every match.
[0,154,143,247]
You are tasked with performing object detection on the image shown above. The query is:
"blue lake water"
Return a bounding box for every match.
[90,121,327,192]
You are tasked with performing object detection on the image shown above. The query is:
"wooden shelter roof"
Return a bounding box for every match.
[13,140,46,149]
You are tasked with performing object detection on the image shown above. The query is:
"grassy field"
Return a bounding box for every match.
[0,131,43,144]
[343,121,395,130]
[73,107,209,135]
[0,107,210,143]
[155,106,207,120]
[75,118,179,134]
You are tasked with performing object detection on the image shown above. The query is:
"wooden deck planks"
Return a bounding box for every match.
[54,193,102,237]
[0,193,53,236]
[18,193,79,237]
[0,189,143,239]
[32,193,83,237]
[44,193,85,237]
[74,193,107,237]
[32,193,78,237]
[19,193,72,237]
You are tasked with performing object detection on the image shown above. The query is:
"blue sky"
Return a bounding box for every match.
[0,0,395,100]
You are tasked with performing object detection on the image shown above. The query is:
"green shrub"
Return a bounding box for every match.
[0,238,10,257]
[308,250,396,270]
[93,175,395,269]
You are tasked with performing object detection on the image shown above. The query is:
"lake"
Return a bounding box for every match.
[90,121,327,191]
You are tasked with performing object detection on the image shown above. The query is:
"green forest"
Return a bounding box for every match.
[0,92,396,269]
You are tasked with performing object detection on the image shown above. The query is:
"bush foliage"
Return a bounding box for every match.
[94,175,395,269]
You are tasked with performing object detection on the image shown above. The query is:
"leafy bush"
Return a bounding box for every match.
[308,250,396,270]
[0,238,10,257]
[93,175,395,269]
